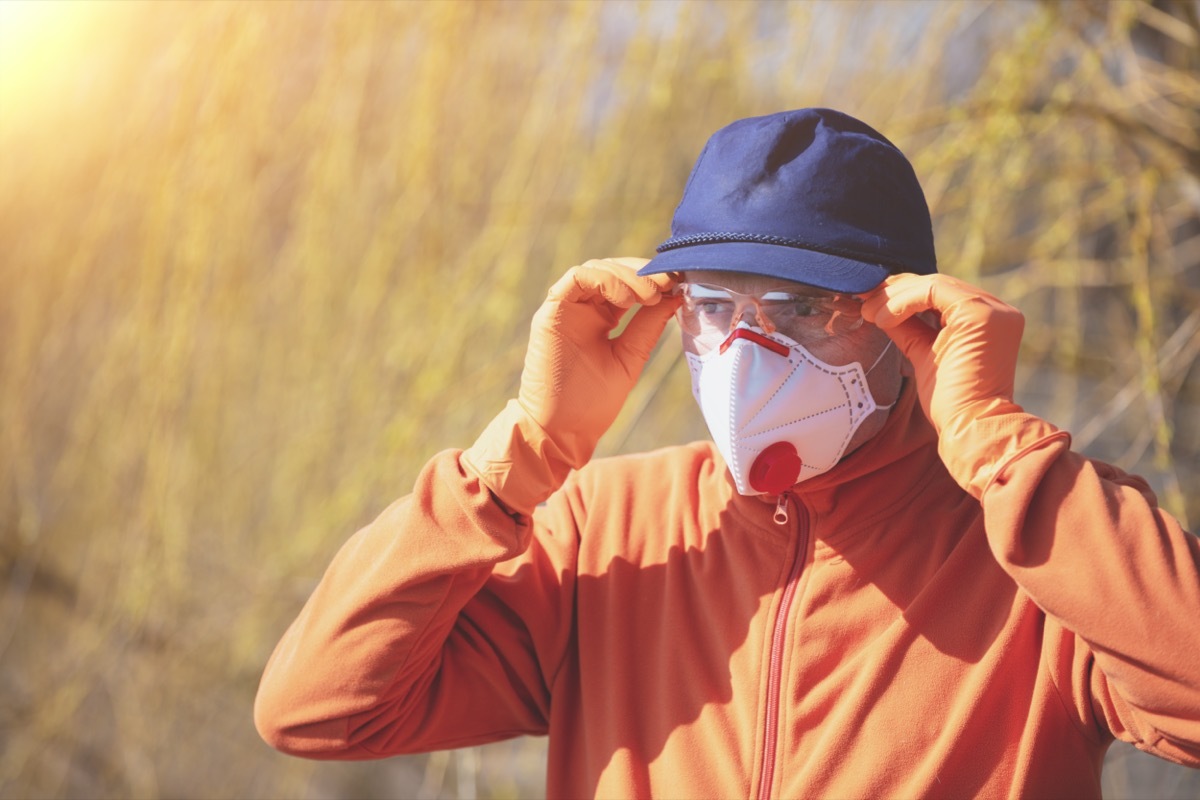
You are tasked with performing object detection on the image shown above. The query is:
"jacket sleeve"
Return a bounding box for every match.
[253,449,578,758]
[981,425,1200,765]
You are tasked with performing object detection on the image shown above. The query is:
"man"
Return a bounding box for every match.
[255,109,1200,797]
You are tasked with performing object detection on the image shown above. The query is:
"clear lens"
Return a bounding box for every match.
[678,282,863,353]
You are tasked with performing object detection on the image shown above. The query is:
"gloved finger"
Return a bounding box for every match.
[878,314,938,364]
[859,273,919,326]
[883,276,1022,350]
[547,264,637,309]
[608,261,680,305]
[611,293,683,369]
[863,274,991,330]
[935,283,1023,338]
[856,272,909,303]
[550,259,671,308]
[605,258,680,299]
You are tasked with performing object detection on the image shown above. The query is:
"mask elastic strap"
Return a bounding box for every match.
[865,339,893,374]
[865,340,897,412]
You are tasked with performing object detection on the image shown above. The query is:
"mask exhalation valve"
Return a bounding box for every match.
[748,441,803,495]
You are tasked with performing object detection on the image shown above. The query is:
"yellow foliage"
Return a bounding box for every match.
[0,1,1196,797]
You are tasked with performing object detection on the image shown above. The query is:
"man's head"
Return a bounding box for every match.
[643,108,932,492]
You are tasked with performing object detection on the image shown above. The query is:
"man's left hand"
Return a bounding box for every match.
[859,273,1024,436]
[860,273,1058,497]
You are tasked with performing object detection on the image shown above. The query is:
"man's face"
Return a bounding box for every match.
[680,269,904,456]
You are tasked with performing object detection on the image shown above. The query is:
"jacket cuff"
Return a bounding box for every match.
[461,399,574,516]
[939,400,1066,499]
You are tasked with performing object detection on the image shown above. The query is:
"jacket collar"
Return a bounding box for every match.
[715,377,947,544]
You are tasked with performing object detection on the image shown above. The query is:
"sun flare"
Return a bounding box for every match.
[0,0,101,110]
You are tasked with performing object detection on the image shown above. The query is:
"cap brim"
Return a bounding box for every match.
[637,241,890,294]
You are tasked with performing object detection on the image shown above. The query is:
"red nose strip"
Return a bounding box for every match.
[719,328,790,357]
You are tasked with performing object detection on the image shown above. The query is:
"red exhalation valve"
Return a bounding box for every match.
[748,441,803,495]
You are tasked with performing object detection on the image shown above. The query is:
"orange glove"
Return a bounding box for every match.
[462,258,680,515]
[860,273,1062,498]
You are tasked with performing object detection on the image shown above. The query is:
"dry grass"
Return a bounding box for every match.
[0,1,1196,797]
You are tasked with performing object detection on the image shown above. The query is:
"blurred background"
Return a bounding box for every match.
[1,0,1197,797]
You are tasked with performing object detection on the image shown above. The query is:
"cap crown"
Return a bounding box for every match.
[642,108,936,292]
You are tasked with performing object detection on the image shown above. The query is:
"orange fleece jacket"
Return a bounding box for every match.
[255,383,1200,798]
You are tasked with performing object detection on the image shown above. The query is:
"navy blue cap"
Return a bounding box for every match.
[639,108,937,294]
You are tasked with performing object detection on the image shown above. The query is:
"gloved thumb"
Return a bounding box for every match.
[612,295,682,372]
[881,314,938,365]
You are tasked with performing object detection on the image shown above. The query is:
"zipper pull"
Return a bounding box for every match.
[773,493,790,525]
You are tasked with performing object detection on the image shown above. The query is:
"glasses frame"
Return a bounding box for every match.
[677,282,864,344]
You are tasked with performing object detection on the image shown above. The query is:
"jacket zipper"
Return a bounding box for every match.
[757,492,807,800]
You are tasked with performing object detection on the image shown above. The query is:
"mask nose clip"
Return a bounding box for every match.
[719,327,790,357]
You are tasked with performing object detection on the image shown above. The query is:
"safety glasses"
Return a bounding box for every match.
[677,283,864,354]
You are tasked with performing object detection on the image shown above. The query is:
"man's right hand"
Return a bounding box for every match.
[463,258,679,515]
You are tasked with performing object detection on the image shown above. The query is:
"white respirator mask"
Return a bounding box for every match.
[685,324,894,496]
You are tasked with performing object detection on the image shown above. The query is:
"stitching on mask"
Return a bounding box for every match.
[745,345,869,464]
[744,402,847,437]
[739,343,852,433]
